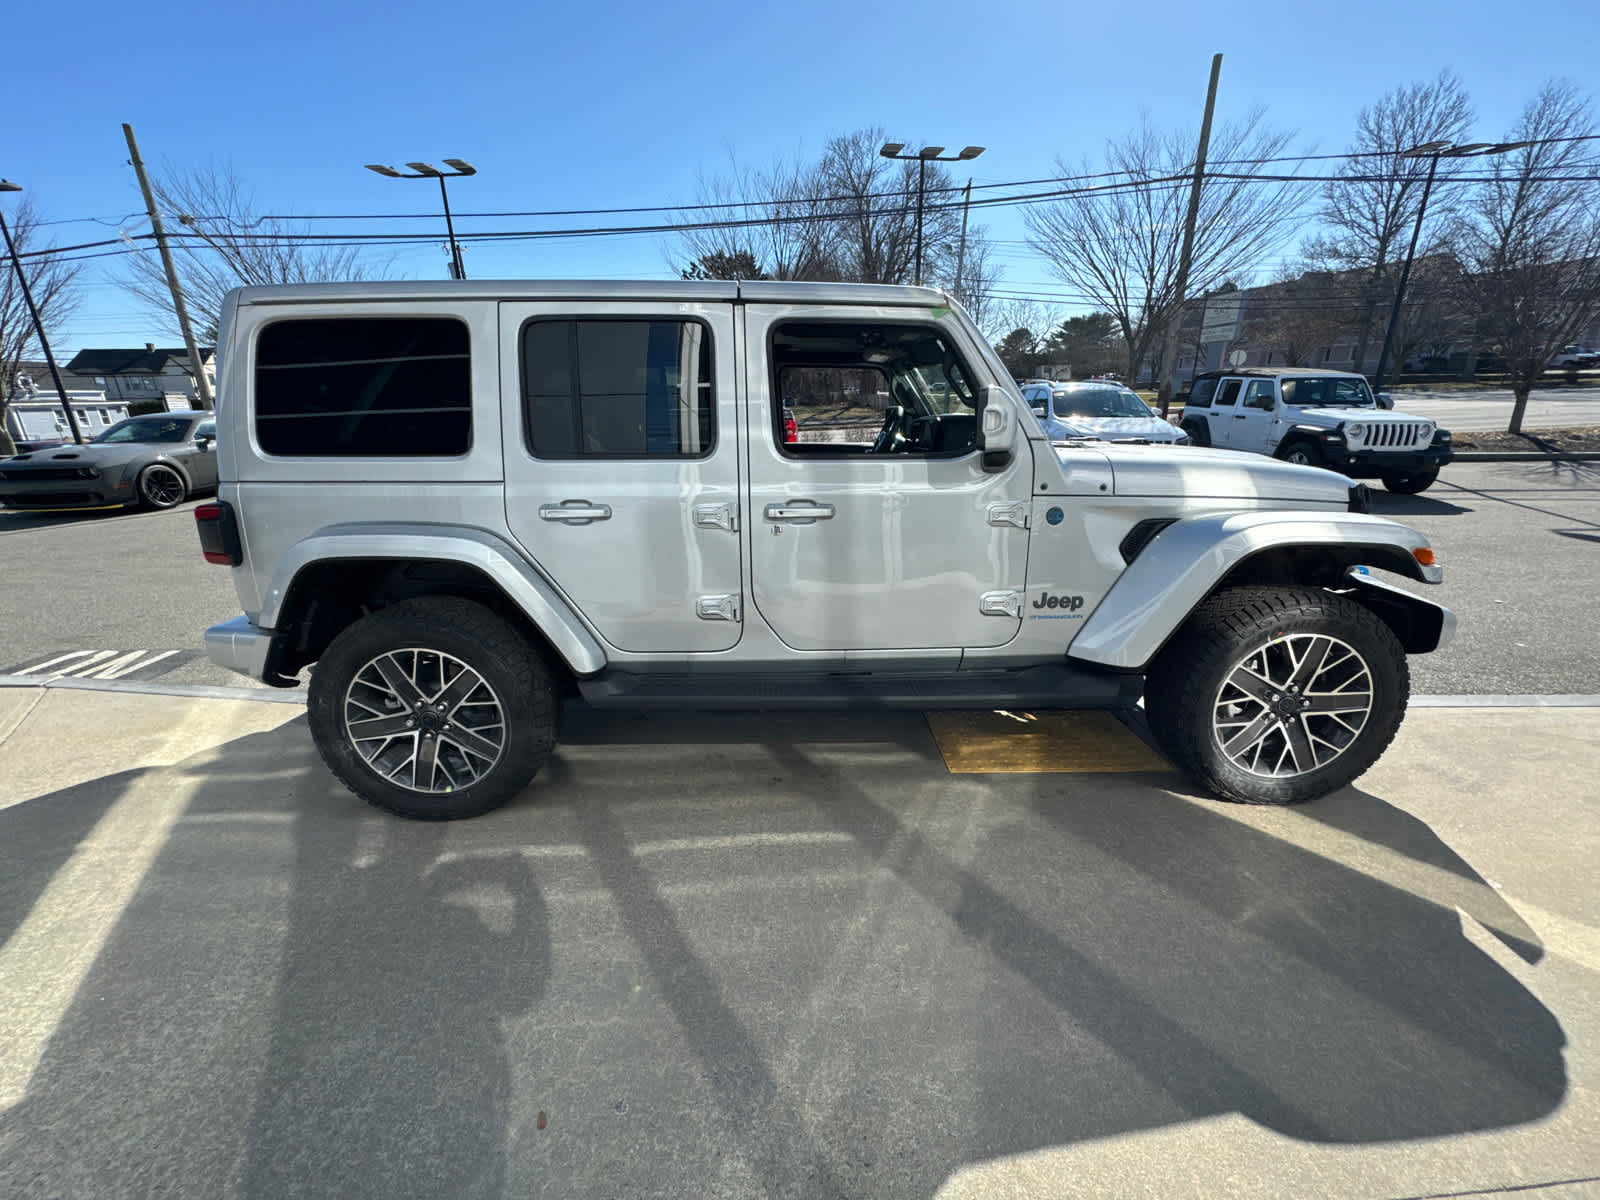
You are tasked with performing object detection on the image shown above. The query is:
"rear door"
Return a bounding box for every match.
[1206,377,1244,447]
[500,301,743,653]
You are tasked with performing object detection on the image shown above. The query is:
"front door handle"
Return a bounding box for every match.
[1233,414,1249,420]
[764,500,835,523]
[539,500,612,525]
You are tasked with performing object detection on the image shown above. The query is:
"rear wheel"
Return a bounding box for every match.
[1381,468,1439,494]
[1144,587,1408,805]
[307,596,557,819]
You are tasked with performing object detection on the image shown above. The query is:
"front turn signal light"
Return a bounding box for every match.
[1413,547,1437,567]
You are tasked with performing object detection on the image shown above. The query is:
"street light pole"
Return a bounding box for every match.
[879,143,985,288]
[365,159,477,279]
[0,180,84,444]
[1371,139,1532,394]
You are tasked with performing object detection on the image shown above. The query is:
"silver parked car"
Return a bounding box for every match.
[1022,380,1189,444]
[0,413,218,512]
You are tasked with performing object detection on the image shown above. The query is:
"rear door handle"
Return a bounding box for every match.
[764,501,835,523]
[539,501,612,525]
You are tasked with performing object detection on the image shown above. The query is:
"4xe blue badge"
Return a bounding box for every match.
[1046,506,1064,525]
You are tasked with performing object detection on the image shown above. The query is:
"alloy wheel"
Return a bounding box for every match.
[1211,633,1373,778]
[141,465,186,507]
[342,648,507,793]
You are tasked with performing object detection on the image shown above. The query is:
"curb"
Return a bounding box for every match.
[1451,450,1600,462]
[0,674,308,705]
[3,674,1597,711]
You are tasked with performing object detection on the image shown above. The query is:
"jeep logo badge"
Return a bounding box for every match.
[1031,591,1084,611]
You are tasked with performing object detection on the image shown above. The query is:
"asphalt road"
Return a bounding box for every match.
[1,458,1596,697]
[1386,385,1600,432]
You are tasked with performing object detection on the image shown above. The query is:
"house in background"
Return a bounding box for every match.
[64,344,216,411]
[2,361,124,444]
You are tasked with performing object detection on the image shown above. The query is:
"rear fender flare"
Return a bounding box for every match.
[259,523,607,676]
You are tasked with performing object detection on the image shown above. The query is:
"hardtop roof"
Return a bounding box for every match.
[1192,367,1368,380]
[228,279,958,308]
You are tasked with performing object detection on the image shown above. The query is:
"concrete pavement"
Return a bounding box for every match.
[1,682,1596,1198]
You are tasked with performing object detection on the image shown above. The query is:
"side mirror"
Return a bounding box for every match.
[1376,392,1394,410]
[1250,394,1275,411]
[978,386,1018,473]
[196,435,214,451]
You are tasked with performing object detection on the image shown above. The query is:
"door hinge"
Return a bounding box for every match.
[987,501,1030,529]
[695,594,742,622]
[979,590,1023,618]
[692,502,739,533]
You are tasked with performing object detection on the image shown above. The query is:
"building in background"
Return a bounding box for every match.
[64,345,216,411]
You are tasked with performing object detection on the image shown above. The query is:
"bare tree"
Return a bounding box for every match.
[674,129,992,294]
[1302,71,1474,372]
[117,164,389,342]
[1025,111,1306,384]
[1453,81,1600,433]
[675,152,836,281]
[1,197,83,455]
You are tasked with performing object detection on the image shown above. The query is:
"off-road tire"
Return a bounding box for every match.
[1381,468,1439,494]
[1144,586,1409,805]
[307,596,557,819]
[1279,440,1324,469]
[136,463,188,510]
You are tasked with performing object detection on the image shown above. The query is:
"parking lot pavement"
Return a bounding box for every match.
[2,687,1596,1199]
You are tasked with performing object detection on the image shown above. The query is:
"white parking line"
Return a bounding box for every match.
[11,650,99,675]
[32,650,119,678]
[95,650,179,680]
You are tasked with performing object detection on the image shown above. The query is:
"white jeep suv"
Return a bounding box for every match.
[1179,368,1453,494]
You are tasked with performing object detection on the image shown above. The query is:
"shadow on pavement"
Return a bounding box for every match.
[0,709,1571,1198]
[1367,491,1474,518]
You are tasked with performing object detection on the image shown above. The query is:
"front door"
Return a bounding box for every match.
[500,301,743,653]
[743,305,1033,652]
[1232,378,1280,453]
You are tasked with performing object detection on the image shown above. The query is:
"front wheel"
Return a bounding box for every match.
[1280,440,1324,468]
[307,596,557,819]
[1144,587,1409,805]
[137,463,188,510]
[1381,468,1440,494]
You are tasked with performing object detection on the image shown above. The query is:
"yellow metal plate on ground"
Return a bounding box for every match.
[926,710,1171,774]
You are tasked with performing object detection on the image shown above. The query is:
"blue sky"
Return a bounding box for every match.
[5,0,1594,350]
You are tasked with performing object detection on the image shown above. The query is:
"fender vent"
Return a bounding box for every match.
[1119,518,1177,564]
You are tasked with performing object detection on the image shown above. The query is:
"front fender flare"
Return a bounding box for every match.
[1066,510,1442,671]
[259,523,608,676]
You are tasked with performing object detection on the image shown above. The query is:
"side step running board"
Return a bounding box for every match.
[576,665,1141,711]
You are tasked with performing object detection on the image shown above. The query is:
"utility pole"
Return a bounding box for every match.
[122,123,214,410]
[1156,53,1222,416]
[954,180,973,303]
[0,181,84,443]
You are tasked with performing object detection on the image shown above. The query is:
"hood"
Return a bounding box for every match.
[1059,415,1185,442]
[4,442,151,465]
[1294,406,1428,426]
[1057,442,1352,506]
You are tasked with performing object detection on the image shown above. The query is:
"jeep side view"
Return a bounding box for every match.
[196,281,1454,820]
[1179,368,1453,494]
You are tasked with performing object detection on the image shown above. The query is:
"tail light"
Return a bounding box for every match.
[783,414,798,443]
[195,501,242,566]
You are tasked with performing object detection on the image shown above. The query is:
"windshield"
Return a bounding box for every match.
[93,416,194,444]
[1281,377,1374,407]
[1052,386,1152,420]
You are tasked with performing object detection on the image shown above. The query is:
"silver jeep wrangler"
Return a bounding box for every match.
[197,280,1454,819]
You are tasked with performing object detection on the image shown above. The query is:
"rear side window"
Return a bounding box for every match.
[520,318,713,458]
[1215,379,1242,407]
[254,318,471,457]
